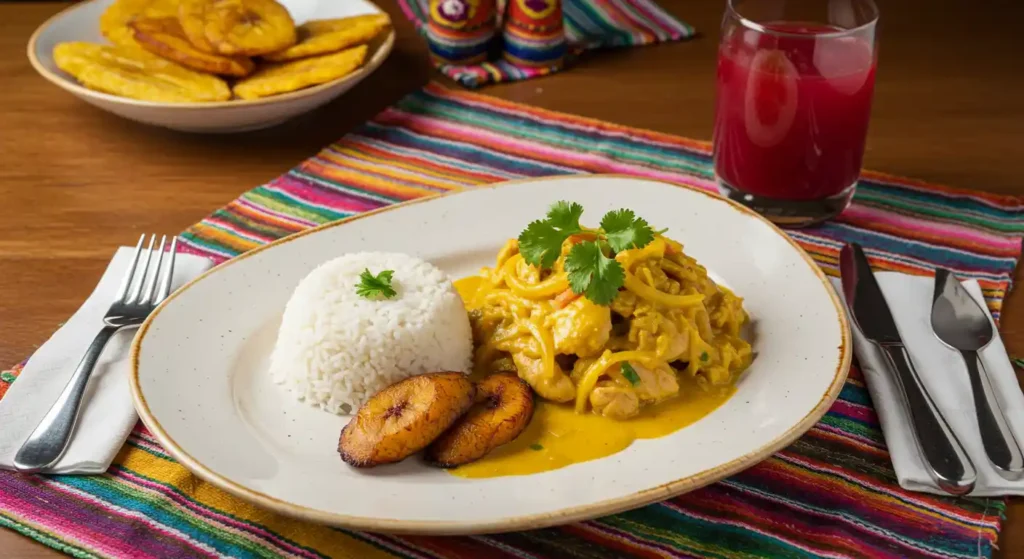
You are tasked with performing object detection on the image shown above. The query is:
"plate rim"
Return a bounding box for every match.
[26,0,396,110]
[129,174,852,535]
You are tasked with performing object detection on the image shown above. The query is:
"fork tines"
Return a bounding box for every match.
[114,234,179,307]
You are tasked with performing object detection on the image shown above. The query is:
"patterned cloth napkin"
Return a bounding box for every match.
[397,0,694,88]
[1,82,1022,558]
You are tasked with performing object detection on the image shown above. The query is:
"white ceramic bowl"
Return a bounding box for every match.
[131,175,851,534]
[28,0,395,133]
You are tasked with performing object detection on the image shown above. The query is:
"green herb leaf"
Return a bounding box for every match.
[355,269,397,299]
[620,362,641,386]
[601,209,655,253]
[529,443,544,451]
[565,242,625,305]
[547,201,584,232]
[518,201,585,269]
[518,220,564,269]
[565,242,596,295]
[700,351,709,362]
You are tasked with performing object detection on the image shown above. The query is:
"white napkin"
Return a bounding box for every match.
[830,273,1024,496]
[0,246,214,475]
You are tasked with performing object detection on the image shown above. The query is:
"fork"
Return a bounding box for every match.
[13,234,178,473]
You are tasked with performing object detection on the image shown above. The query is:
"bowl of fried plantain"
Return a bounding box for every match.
[28,0,395,133]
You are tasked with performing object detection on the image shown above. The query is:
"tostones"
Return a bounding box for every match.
[232,44,367,100]
[130,17,255,76]
[179,0,297,57]
[99,0,179,47]
[53,42,231,103]
[262,13,390,62]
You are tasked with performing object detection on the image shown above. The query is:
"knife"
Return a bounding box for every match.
[839,243,977,495]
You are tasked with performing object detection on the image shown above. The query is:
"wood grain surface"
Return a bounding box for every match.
[1,0,1022,556]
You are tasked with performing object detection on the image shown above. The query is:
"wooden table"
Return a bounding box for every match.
[2,0,1022,556]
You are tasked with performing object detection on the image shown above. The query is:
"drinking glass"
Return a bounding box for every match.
[713,0,879,227]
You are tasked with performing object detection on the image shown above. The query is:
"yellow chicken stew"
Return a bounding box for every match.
[462,235,753,421]
[451,237,747,479]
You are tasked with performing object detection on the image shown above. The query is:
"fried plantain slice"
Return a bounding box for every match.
[338,372,476,468]
[177,0,216,52]
[53,42,231,103]
[52,41,107,76]
[100,0,180,48]
[262,13,390,62]
[179,0,296,56]
[424,372,535,468]
[232,44,366,100]
[130,16,255,76]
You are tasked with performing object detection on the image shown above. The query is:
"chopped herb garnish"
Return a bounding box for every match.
[529,443,544,451]
[518,201,658,305]
[355,268,397,299]
[620,362,641,386]
[700,351,709,362]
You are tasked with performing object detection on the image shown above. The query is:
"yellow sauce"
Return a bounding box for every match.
[451,276,736,479]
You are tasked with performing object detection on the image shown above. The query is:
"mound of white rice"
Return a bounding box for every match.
[268,252,473,415]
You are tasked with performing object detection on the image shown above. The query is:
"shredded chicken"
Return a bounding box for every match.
[589,381,640,419]
[549,298,612,358]
[511,352,575,403]
[628,362,679,403]
[610,290,638,317]
[515,257,541,284]
[629,309,689,362]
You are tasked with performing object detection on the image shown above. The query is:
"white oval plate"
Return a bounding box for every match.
[131,175,851,534]
[28,0,394,133]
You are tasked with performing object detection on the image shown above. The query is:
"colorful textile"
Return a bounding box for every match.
[399,0,694,88]
[2,82,1023,558]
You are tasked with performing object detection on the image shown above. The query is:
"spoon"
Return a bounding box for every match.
[931,268,1024,480]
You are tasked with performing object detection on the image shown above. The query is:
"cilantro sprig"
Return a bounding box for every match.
[518,201,585,269]
[600,209,655,253]
[356,269,397,299]
[517,201,658,305]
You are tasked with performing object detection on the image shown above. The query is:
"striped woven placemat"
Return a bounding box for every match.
[2,82,1023,558]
